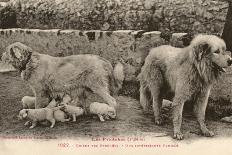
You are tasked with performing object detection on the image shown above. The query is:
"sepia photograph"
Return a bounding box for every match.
[0,0,232,154]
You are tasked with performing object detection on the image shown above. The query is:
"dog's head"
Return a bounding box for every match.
[18,109,28,120]
[190,34,232,72]
[1,42,32,71]
[105,106,116,119]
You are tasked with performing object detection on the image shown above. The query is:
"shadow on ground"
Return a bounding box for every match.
[0,72,232,141]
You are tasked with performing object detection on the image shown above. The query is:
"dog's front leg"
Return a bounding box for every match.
[30,84,50,108]
[92,87,117,108]
[98,114,105,122]
[72,114,76,122]
[172,83,191,140]
[29,121,37,129]
[172,101,185,140]
[194,87,214,137]
[34,87,50,108]
[49,118,56,128]
[24,121,31,126]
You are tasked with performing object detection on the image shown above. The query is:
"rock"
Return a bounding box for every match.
[0,0,227,34]
[170,33,188,47]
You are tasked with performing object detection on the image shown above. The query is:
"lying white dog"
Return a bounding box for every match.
[21,96,35,109]
[18,106,63,128]
[89,102,116,122]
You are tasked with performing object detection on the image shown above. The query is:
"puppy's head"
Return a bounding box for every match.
[190,34,232,72]
[62,94,72,104]
[1,42,32,71]
[106,107,116,119]
[18,109,28,120]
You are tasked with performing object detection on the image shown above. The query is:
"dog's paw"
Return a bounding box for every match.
[154,119,163,125]
[104,115,110,120]
[24,121,31,126]
[99,117,105,122]
[173,132,184,140]
[154,117,163,125]
[65,118,71,122]
[202,130,214,137]
[29,126,35,129]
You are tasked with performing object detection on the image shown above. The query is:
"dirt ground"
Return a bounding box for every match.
[0,72,232,141]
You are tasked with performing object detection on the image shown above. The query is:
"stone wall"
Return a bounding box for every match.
[0,0,229,34]
[0,28,231,105]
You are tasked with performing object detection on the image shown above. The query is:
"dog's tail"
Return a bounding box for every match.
[112,62,125,95]
[114,62,124,84]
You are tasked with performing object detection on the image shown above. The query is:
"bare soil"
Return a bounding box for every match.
[0,72,232,141]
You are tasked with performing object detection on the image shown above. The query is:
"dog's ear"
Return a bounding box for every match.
[8,42,32,61]
[9,46,22,60]
[193,43,211,61]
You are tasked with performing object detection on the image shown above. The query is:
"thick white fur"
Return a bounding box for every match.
[89,102,116,122]
[1,42,125,109]
[61,103,84,122]
[46,99,70,122]
[139,34,232,140]
[21,96,70,122]
[18,107,63,128]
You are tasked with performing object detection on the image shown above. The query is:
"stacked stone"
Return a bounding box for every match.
[0,0,228,34]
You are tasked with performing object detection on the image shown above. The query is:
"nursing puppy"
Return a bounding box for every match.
[21,96,70,122]
[1,42,124,109]
[89,102,116,122]
[18,106,63,128]
[46,99,70,122]
[138,34,232,140]
[60,103,84,122]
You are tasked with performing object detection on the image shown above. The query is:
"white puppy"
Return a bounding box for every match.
[18,106,63,128]
[60,103,84,122]
[21,96,35,109]
[89,102,116,122]
[21,97,70,123]
[46,99,70,122]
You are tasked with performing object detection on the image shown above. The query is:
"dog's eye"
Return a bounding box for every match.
[214,50,220,54]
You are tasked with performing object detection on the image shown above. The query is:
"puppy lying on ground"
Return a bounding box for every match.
[89,102,116,122]
[18,106,63,128]
[139,34,232,140]
[21,96,35,109]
